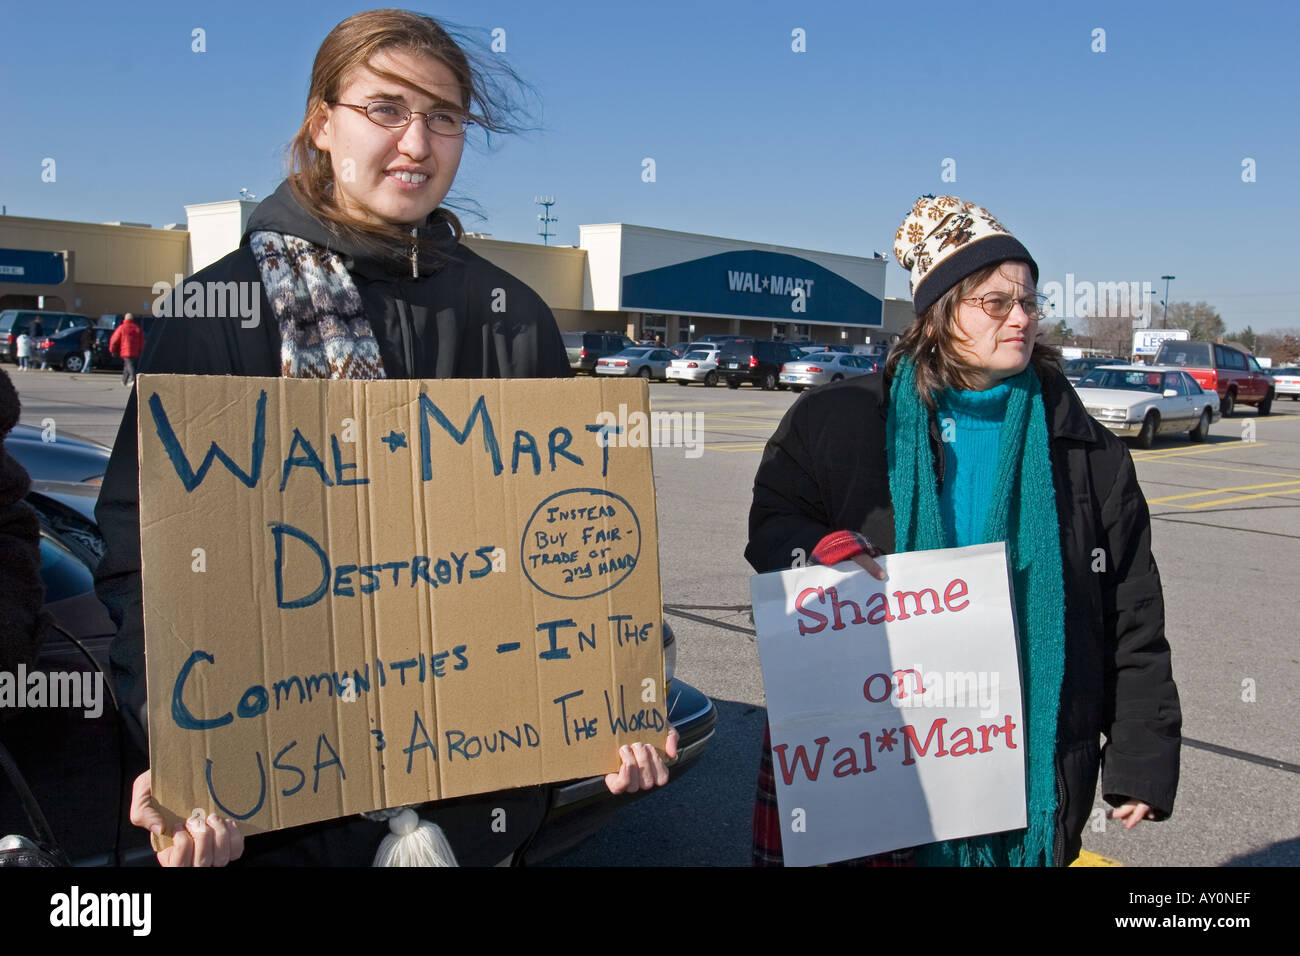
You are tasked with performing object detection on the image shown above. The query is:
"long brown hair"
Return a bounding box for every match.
[286,9,530,255]
[885,261,1061,406]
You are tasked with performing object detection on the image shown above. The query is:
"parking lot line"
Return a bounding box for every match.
[1131,442,1268,462]
[1138,458,1300,481]
[1070,850,1123,867]
[702,441,773,453]
[1146,478,1300,508]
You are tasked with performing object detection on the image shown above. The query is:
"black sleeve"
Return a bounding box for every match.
[1097,443,1182,819]
[744,396,834,573]
[0,369,47,672]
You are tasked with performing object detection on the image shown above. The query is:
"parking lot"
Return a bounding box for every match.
[10,367,1300,866]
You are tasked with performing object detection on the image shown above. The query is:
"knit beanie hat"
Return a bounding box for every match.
[893,195,1039,316]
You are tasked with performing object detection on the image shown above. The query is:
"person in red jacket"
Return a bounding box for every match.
[108,313,145,386]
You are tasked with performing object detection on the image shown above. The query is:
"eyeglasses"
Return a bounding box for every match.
[332,101,472,137]
[960,292,1051,320]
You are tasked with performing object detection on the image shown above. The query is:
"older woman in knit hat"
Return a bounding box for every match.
[745,195,1181,867]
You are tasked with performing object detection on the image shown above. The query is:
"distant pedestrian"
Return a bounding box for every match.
[109,313,145,386]
[78,325,95,373]
[30,318,46,369]
[14,333,31,371]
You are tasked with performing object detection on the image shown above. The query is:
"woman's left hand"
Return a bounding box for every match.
[1110,800,1152,829]
[605,726,679,795]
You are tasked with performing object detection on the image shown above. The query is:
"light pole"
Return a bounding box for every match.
[534,196,557,245]
[1161,275,1175,328]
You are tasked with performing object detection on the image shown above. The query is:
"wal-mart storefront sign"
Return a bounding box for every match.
[621,251,882,326]
[0,249,66,285]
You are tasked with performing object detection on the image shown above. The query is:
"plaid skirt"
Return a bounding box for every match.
[753,723,914,867]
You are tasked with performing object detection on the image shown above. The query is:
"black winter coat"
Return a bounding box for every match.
[745,367,1181,866]
[92,183,570,864]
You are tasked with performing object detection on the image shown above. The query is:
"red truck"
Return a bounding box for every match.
[1153,340,1275,416]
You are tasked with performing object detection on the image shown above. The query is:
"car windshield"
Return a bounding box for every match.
[616,348,652,357]
[801,353,839,362]
[1078,370,1165,392]
[683,350,714,360]
[1155,342,1211,367]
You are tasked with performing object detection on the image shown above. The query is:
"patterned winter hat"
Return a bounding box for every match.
[894,195,1038,316]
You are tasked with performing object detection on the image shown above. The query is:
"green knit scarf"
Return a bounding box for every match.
[886,356,1065,866]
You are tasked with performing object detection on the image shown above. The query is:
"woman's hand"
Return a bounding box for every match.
[129,770,244,866]
[605,726,680,795]
[1110,800,1152,829]
[847,552,887,580]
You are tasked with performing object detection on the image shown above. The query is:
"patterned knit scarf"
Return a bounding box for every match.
[249,230,462,865]
[886,356,1065,867]
[249,231,386,380]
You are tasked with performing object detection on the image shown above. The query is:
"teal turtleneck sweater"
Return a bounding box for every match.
[935,381,1012,547]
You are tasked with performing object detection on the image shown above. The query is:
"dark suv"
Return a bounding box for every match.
[1153,340,1274,416]
[0,310,92,363]
[563,331,635,374]
[718,340,807,390]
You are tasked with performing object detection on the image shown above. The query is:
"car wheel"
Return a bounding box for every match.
[1135,411,1159,449]
[703,371,718,388]
[831,373,844,382]
[1258,390,1274,416]
[761,371,777,391]
[1189,408,1210,442]
[63,354,83,373]
[1220,390,1235,417]
[638,366,651,379]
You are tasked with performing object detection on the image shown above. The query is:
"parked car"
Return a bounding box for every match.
[595,346,676,380]
[562,331,635,375]
[34,326,122,373]
[1074,364,1221,448]
[779,352,877,391]
[1,424,718,866]
[665,348,723,387]
[797,343,851,355]
[1153,340,1274,416]
[1,310,92,363]
[1270,366,1300,400]
[718,340,806,390]
[3,422,112,483]
[694,334,755,346]
[1062,356,1123,385]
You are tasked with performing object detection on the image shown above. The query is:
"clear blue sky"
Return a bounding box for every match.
[1,0,1296,331]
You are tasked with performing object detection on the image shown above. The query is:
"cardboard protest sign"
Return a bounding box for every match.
[750,543,1026,867]
[138,375,667,837]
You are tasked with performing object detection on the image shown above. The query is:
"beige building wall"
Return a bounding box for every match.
[0,215,188,316]
[462,236,586,312]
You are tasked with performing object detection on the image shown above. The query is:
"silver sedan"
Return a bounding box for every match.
[779,352,878,391]
[665,348,722,387]
[594,347,676,380]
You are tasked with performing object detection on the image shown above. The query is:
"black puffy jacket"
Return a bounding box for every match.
[745,367,1181,866]
[93,182,570,864]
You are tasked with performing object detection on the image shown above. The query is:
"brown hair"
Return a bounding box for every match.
[885,261,1061,407]
[286,9,531,254]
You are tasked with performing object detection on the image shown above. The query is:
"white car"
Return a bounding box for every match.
[1270,366,1300,400]
[665,348,722,387]
[1074,364,1221,448]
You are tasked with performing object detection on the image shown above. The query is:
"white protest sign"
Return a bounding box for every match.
[751,542,1026,867]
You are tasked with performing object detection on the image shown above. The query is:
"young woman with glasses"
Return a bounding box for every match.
[95,9,676,867]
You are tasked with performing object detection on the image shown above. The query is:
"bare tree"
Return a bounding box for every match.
[1163,302,1226,341]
